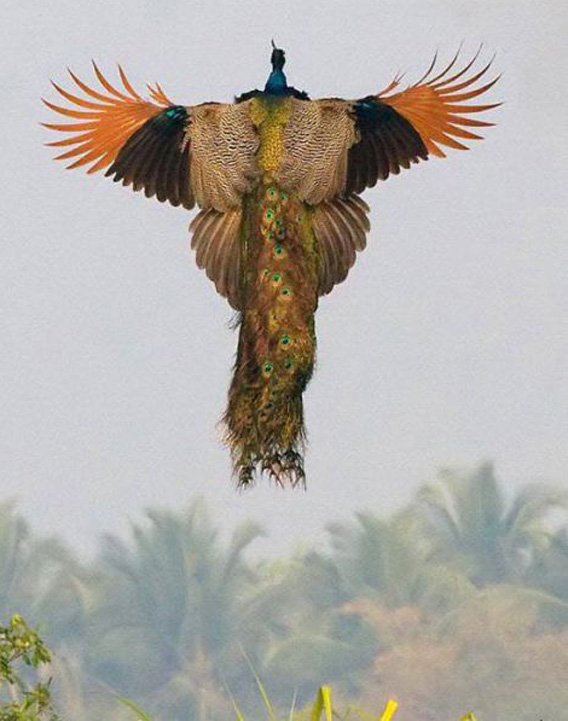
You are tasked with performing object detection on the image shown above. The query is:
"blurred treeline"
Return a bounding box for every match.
[2,462,568,721]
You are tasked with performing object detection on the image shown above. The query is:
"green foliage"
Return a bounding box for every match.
[81,499,267,720]
[1,466,567,720]
[0,613,59,720]
[416,462,567,585]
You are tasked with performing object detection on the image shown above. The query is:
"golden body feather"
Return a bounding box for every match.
[42,48,499,486]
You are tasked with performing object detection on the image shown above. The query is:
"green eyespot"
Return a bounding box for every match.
[263,361,273,374]
[266,231,274,241]
[267,187,277,199]
[272,273,282,284]
[280,334,291,347]
[281,286,291,297]
[283,357,294,370]
[274,246,284,257]
[280,191,287,201]
[265,208,274,220]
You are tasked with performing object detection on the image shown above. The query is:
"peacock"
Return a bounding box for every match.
[43,44,500,487]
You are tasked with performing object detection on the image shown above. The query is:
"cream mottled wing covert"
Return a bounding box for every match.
[278,98,357,205]
[42,64,258,308]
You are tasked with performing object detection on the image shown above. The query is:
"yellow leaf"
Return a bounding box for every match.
[378,699,398,721]
[311,685,333,721]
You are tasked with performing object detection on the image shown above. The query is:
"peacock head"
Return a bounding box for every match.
[235,42,309,102]
[265,40,288,94]
[270,40,286,73]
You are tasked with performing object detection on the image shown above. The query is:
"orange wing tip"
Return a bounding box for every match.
[117,64,143,100]
[90,60,129,100]
[66,66,113,103]
[412,50,440,88]
[147,81,173,106]
[42,64,172,174]
[379,47,501,157]
[376,71,405,97]
[424,44,480,88]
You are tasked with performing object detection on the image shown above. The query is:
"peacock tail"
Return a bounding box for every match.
[227,186,318,486]
[222,98,317,485]
[42,45,500,487]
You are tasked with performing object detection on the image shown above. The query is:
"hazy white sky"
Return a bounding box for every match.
[1,0,567,559]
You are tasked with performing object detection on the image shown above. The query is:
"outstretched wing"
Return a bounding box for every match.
[293,49,500,295]
[43,64,259,308]
[346,47,501,193]
[42,64,195,208]
[43,63,258,211]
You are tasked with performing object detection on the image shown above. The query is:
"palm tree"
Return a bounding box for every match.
[415,462,568,586]
[0,500,78,627]
[324,506,478,620]
[325,509,431,607]
[81,497,266,721]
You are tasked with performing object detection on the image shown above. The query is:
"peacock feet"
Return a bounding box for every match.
[261,448,305,488]
[234,448,305,488]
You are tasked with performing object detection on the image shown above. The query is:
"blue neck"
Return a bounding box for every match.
[264,68,288,95]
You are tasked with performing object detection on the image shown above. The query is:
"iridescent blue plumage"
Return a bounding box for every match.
[264,43,288,94]
[236,42,309,102]
[264,68,287,94]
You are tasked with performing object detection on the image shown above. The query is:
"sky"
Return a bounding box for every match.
[1,0,567,560]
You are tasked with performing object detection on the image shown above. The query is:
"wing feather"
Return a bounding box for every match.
[43,65,258,213]
[380,50,501,158]
[189,208,243,308]
[312,195,371,296]
[42,65,185,190]
[336,49,499,192]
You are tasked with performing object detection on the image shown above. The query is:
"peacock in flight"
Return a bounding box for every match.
[43,44,500,487]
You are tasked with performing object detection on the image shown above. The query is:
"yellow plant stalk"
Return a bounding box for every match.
[378,699,399,721]
[311,686,332,721]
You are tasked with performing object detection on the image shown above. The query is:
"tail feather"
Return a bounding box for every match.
[223,182,318,486]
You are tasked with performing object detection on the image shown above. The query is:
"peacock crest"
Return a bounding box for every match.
[42,44,500,487]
